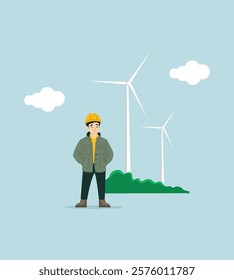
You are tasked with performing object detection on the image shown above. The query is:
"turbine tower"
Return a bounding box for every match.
[142,111,174,184]
[93,54,149,172]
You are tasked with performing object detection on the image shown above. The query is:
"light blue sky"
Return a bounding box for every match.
[1,0,234,259]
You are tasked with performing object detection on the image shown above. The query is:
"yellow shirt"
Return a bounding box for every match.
[90,134,98,163]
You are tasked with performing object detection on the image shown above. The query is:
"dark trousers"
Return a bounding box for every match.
[80,165,106,200]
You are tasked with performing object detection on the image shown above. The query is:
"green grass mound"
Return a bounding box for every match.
[105,170,189,193]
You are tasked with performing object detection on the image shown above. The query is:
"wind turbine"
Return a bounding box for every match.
[93,54,149,172]
[142,111,175,184]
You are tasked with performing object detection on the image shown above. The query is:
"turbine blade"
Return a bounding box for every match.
[163,111,175,128]
[163,128,173,148]
[129,84,146,115]
[128,53,150,83]
[92,80,126,85]
[142,126,161,129]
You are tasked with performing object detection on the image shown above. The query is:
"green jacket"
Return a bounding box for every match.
[73,133,113,173]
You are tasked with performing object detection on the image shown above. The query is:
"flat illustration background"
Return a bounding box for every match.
[1,0,233,259]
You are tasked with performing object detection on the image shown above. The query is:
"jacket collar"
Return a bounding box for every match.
[86,132,101,137]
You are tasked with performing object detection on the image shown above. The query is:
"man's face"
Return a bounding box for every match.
[87,122,100,136]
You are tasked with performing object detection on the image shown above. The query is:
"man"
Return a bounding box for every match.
[73,113,113,207]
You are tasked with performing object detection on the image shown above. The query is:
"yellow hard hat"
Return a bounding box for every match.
[85,113,102,124]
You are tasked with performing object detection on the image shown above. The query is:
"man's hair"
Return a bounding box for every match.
[86,121,101,127]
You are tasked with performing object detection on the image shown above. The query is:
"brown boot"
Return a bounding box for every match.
[75,200,87,207]
[99,200,111,207]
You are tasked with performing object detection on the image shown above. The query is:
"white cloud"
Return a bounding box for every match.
[169,60,210,85]
[24,87,65,112]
